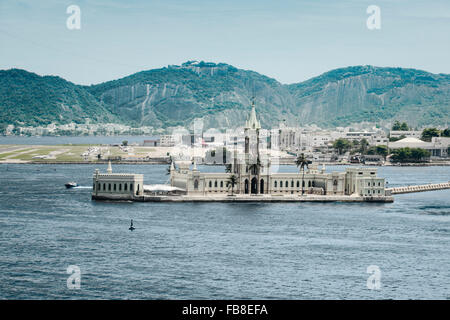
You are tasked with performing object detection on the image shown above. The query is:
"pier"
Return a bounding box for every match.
[92,194,394,203]
[387,182,450,195]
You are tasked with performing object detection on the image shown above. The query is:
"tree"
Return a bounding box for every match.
[122,140,128,146]
[421,128,440,141]
[441,128,450,137]
[359,138,369,154]
[228,174,238,195]
[295,153,310,195]
[367,145,388,158]
[391,147,430,162]
[392,121,401,130]
[400,122,409,131]
[225,164,232,173]
[332,138,351,155]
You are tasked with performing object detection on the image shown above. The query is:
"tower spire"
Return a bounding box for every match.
[245,97,261,130]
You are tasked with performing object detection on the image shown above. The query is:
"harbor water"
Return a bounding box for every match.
[0,164,449,299]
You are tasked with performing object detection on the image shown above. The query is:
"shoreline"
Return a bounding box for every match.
[1,160,450,166]
[92,194,395,203]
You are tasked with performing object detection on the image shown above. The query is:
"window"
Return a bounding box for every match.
[119,184,122,191]
[124,183,127,191]
[220,181,223,188]
[291,181,294,187]
[103,183,106,191]
[114,184,116,191]
[378,182,381,186]
[274,181,277,188]
[194,180,199,190]
[209,181,212,188]
[130,183,133,191]
[308,181,312,187]
[214,181,218,188]
[297,181,299,188]
[108,183,111,191]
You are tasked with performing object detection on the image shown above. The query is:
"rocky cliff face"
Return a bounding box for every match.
[2,62,449,130]
[89,61,296,129]
[90,63,449,129]
[287,66,450,127]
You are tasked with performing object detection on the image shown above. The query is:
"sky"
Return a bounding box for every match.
[0,0,449,85]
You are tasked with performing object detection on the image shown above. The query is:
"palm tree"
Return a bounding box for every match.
[295,153,309,195]
[228,174,238,195]
[225,164,232,173]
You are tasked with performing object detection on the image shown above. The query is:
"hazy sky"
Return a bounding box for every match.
[1,0,449,85]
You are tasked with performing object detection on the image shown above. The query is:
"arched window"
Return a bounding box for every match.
[297,181,299,188]
[209,181,212,188]
[114,184,116,191]
[214,181,218,188]
[302,181,305,187]
[119,184,122,191]
[274,181,277,188]
[220,181,223,188]
[194,180,199,189]
[280,181,283,188]
[308,181,311,187]
[333,180,338,186]
[291,180,294,187]
[124,183,127,191]
[108,183,111,191]
[103,183,106,191]
[130,183,133,191]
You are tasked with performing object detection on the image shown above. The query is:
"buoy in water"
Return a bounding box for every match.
[129,219,135,231]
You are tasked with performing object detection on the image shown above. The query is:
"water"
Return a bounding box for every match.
[0,135,157,145]
[0,164,449,299]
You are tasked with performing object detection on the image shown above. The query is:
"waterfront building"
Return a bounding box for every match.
[92,161,144,200]
[169,101,386,197]
[389,137,450,158]
[390,130,422,139]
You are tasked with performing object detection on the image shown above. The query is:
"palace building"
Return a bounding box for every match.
[169,101,386,198]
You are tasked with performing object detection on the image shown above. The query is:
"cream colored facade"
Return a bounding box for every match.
[170,102,386,197]
[92,162,144,200]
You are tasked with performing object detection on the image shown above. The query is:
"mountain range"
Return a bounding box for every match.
[1,61,449,132]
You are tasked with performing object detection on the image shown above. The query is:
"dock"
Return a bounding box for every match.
[387,182,450,195]
[92,194,395,203]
